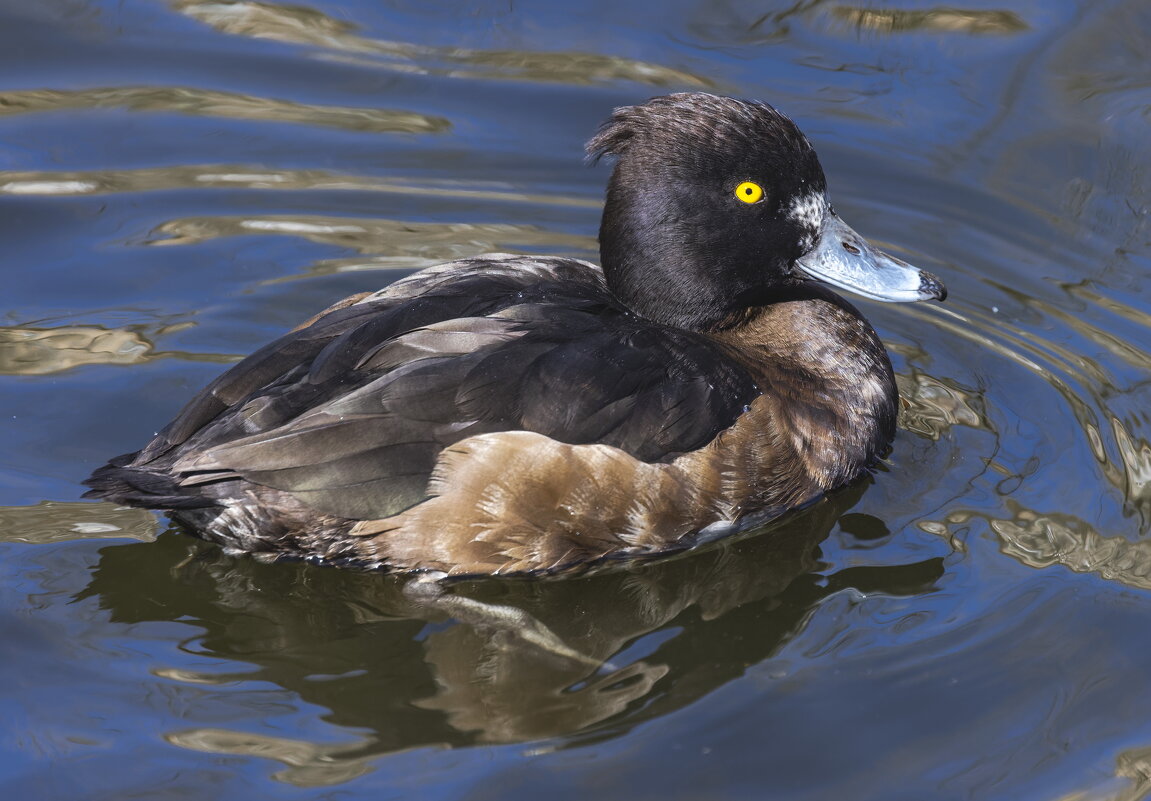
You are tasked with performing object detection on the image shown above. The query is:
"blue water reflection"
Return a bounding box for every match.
[3,1,1151,799]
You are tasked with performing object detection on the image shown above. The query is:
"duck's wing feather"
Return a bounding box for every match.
[119,256,759,520]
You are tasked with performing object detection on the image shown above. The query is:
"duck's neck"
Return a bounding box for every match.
[706,289,898,490]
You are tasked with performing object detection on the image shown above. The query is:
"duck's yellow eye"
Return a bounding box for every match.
[735,181,764,204]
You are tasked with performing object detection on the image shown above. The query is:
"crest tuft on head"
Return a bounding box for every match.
[586,92,815,164]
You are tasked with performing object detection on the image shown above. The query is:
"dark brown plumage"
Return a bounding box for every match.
[84,92,945,577]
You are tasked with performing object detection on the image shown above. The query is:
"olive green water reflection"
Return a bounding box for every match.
[4,0,1151,799]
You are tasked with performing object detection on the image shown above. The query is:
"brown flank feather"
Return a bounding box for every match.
[347,290,894,576]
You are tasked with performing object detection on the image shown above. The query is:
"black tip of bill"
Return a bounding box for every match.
[918,270,947,302]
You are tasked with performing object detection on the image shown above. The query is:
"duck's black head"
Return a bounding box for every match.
[588,93,945,331]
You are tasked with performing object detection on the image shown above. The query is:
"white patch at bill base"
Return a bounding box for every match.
[788,192,826,248]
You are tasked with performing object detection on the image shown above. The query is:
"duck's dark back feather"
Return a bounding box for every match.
[89,256,759,524]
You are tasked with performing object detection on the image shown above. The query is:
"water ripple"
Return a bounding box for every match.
[174,0,713,87]
[0,165,600,207]
[0,86,450,134]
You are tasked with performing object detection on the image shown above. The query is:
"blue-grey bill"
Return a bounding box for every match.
[794,211,946,302]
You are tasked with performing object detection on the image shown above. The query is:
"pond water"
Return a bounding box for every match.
[3,1,1151,798]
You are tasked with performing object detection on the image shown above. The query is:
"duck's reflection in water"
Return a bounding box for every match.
[77,482,942,785]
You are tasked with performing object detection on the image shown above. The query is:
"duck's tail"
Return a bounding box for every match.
[83,454,219,510]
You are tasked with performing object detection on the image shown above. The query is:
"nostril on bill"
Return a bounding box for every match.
[842,241,861,255]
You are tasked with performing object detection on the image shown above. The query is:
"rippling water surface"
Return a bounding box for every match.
[4,1,1151,798]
